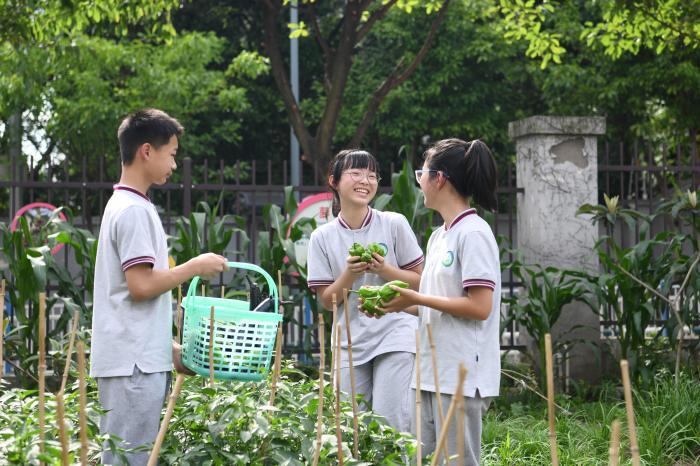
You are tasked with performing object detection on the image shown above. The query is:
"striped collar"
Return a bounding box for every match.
[445,208,476,231]
[113,184,151,202]
[337,208,373,230]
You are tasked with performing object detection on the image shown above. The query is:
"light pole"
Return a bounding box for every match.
[290,0,300,193]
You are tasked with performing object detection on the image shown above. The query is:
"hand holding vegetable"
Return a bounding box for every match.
[355,280,409,317]
[348,242,386,264]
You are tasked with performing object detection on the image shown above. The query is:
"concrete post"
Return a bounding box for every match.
[509,115,606,385]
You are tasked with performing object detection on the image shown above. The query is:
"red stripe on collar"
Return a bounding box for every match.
[113,185,150,202]
[338,208,372,230]
[446,208,476,231]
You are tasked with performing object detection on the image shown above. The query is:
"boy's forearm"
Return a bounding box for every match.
[415,293,491,321]
[320,271,355,309]
[377,265,421,290]
[126,262,198,301]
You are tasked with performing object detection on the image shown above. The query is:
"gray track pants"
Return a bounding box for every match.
[340,351,415,432]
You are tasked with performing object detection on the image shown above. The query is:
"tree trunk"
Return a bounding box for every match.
[8,112,23,215]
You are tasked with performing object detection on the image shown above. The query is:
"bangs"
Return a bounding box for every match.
[342,150,379,174]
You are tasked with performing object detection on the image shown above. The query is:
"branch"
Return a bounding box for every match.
[306,4,332,93]
[349,0,449,147]
[612,262,671,304]
[677,251,700,297]
[356,0,398,43]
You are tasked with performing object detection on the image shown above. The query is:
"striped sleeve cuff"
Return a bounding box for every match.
[399,255,425,270]
[122,256,156,272]
[307,279,334,290]
[462,278,495,290]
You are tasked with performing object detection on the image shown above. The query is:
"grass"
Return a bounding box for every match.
[481,372,700,465]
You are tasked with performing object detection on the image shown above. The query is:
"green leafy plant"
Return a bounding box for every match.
[373,159,434,249]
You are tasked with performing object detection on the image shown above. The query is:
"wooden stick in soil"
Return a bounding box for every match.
[312,312,326,466]
[342,287,359,459]
[330,294,338,389]
[455,393,465,466]
[209,305,215,387]
[430,364,468,466]
[426,324,444,425]
[335,323,344,466]
[176,285,182,342]
[415,330,422,466]
[55,390,70,465]
[59,310,80,393]
[608,419,621,466]
[0,279,5,382]
[545,333,559,466]
[77,341,89,466]
[147,373,186,466]
[620,360,641,466]
[268,270,284,407]
[38,292,47,462]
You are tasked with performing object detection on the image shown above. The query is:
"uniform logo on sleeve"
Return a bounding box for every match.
[442,251,454,267]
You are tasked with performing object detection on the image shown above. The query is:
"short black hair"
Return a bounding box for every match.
[117,108,184,165]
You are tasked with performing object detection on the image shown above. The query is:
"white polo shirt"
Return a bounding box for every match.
[307,208,424,367]
[412,208,501,397]
[90,185,173,377]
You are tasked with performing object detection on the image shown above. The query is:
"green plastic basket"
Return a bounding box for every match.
[181,262,282,381]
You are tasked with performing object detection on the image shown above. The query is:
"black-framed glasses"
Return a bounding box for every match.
[414,169,446,183]
[345,170,381,183]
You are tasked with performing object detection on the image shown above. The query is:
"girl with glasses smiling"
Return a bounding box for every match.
[365,139,500,466]
[306,149,424,432]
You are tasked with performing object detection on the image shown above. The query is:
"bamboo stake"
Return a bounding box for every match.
[38,292,47,462]
[335,323,344,466]
[147,373,186,466]
[608,419,621,466]
[55,390,70,465]
[330,294,338,389]
[176,285,182,342]
[545,334,559,466]
[343,287,359,459]
[59,310,80,393]
[220,284,225,299]
[77,341,89,466]
[312,312,326,466]
[430,364,467,466]
[620,360,641,466]
[0,279,5,382]
[415,330,422,466]
[455,393,465,466]
[209,305,215,387]
[268,271,284,407]
[426,324,444,426]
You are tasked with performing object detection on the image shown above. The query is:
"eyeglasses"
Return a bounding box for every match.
[345,170,381,183]
[414,169,446,183]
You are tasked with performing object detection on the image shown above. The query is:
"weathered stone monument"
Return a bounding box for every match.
[509,115,606,384]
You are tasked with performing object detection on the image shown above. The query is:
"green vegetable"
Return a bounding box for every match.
[348,242,386,263]
[355,280,409,317]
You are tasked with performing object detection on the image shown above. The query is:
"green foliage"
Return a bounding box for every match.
[0,379,126,464]
[577,190,700,383]
[157,363,418,464]
[373,159,434,248]
[169,196,249,266]
[0,212,95,388]
[505,258,595,390]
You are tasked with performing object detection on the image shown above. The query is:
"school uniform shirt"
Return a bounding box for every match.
[413,208,501,398]
[90,185,173,378]
[307,208,424,368]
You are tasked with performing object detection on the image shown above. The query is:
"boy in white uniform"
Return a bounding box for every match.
[307,149,424,431]
[375,139,501,465]
[91,108,228,465]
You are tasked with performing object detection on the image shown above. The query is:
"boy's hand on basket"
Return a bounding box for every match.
[192,253,229,280]
[172,342,196,376]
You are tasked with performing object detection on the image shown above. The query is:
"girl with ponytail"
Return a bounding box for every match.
[367,138,501,465]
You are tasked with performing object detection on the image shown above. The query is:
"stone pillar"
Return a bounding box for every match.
[508,115,605,384]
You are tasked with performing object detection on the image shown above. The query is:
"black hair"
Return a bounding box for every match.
[423,138,498,211]
[117,108,184,165]
[327,149,380,214]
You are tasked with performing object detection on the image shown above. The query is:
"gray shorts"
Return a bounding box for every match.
[97,365,171,465]
[412,390,492,466]
[340,351,414,432]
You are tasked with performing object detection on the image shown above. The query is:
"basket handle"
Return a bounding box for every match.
[185,262,279,313]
